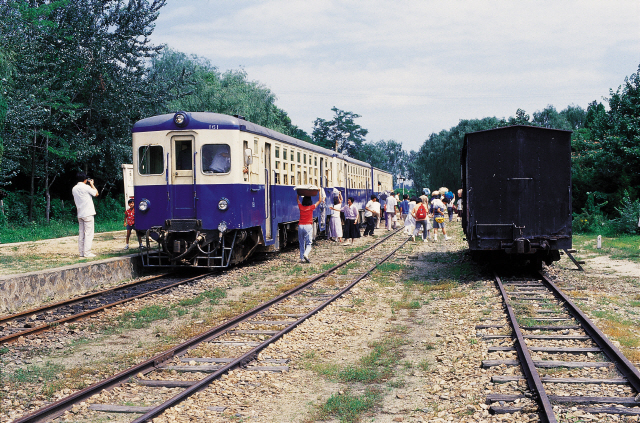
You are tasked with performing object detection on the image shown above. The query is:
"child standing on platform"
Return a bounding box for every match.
[124,199,142,250]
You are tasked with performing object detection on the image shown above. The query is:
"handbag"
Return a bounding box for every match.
[435,216,445,223]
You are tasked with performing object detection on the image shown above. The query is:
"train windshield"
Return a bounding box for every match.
[138,145,164,175]
[202,144,231,174]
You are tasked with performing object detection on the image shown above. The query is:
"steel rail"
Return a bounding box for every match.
[494,273,557,423]
[132,232,410,423]
[0,274,168,325]
[539,271,640,394]
[12,229,402,423]
[0,272,212,345]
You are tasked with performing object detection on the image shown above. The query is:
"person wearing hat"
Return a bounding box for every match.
[430,191,450,241]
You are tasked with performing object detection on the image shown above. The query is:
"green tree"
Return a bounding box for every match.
[560,104,586,130]
[0,0,167,223]
[359,139,408,186]
[571,65,640,216]
[149,49,309,140]
[312,107,368,157]
[532,105,572,130]
[408,117,507,193]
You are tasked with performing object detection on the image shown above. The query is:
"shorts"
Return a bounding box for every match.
[433,217,445,229]
[126,224,135,231]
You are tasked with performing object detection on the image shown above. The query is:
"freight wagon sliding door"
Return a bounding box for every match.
[171,136,196,219]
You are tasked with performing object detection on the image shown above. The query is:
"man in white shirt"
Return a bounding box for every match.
[72,172,99,257]
[363,195,380,236]
[385,192,397,230]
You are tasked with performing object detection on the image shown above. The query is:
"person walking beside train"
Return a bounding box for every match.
[72,172,99,258]
[430,191,450,241]
[445,191,456,222]
[399,194,409,224]
[403,196,416,236]
[297,194,323,263]
[385,192,398,230]
[342,197,359,244]
[363,195,380,236]
[329,192,343,242]
[412,197,430,242]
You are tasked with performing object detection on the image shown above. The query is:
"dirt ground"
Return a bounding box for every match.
[2,223,640,422]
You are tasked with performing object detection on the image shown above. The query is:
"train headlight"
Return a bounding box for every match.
[173,111,189,127]
[139,198,150,212]
[218,198,229,211]
[218,221,228,233]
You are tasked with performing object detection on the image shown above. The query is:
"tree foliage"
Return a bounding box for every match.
[149,49,310,140]
[312,107,368,157]
[571,65,640,217]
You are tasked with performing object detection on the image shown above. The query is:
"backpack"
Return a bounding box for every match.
[416,204,427,219]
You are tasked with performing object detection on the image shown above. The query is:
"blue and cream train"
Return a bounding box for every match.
[131,111,393,268]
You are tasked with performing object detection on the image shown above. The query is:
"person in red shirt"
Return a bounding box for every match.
[123,198,143,250]
[297,195,322,262]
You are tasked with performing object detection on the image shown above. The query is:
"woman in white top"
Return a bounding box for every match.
[329,192,343,242]
[404,197,417,235]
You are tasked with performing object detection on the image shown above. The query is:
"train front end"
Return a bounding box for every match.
[132,112,259,268]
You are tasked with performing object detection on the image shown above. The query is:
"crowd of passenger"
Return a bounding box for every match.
[296,186,463,263]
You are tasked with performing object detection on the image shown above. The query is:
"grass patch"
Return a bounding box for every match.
[307,335,409,384]
[4,361,65,384]
[573,233,640,263]
[119,305,171,329]
[337,262,360,275]
[314,388,382,423]
[0,220,122,244]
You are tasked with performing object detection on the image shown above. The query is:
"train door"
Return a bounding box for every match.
[264,142,272,240]
[171,136,196,219]
[319,158,326,232]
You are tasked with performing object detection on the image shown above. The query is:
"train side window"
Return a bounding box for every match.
[138,145,164,175]
[202,144,231,174]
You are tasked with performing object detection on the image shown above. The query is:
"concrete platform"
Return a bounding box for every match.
[0,254,145,314]
[0,231,148,314]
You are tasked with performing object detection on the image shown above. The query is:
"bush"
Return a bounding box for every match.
[0,190,30,226]
[572,192,612,234]
[95,194,124,223]
[613,191,640,235]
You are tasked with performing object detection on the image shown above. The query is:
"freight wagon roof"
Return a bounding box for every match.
[462,125,572,142]
[461,125,572,164]
[133,112,372,168]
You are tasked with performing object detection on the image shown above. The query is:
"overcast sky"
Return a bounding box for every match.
[150,0,640,152]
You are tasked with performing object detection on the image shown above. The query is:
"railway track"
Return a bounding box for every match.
[0,272,220,344]
[478,270,640,422]
[12,229,408,423]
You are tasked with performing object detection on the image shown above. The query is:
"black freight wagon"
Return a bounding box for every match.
[460,125,572,268]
